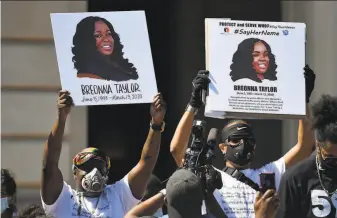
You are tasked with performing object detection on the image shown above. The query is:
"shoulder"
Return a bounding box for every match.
[283,153,316,181]
[244,157,286,175]
[41,181,74,214]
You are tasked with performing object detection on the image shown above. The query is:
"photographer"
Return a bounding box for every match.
[124,170,279,218]
[124,169,205,218]
[170,68,316,217]
[41,91,166,218]
[276,95,337,218]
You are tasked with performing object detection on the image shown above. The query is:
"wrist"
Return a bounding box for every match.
[159,189,166,197]
[150,120,165,132]
[151,118,163,126]
[185,104,199,115]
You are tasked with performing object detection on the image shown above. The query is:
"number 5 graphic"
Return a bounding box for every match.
[311,190,336,217]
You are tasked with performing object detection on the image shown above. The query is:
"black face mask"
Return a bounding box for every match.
[221,123,256,167]
[319,151,337,170]
[225,138,255,166]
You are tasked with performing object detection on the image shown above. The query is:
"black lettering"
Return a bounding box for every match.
[219,22,236,27]
[245,23,257,27]
[80,85,113,95]
[114,83,141,94]
[258,24,270,28]
[233,85,258,91]
[258,86,278,92]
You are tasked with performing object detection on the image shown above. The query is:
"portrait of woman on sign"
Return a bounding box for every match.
[229,38,278,83]
[72,16,139,81]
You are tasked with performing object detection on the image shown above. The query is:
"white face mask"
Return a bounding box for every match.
[81,168,107,193]
[1,197,8,213]
[153,208,163,217]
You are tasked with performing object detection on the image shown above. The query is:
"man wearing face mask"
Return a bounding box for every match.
[1,169,17,218]
[41,90,167,218]
[170,67,316,217]
[276,95,337,218]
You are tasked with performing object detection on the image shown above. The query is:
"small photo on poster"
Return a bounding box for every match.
[72,16,139,82]
[229,38,278,83]
[51,11,157,106]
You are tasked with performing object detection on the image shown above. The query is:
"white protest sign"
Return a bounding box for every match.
[205,19,306,119]
[51,11,157,106]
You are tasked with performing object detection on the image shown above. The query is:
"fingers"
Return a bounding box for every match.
[152,93,166,109]
[197,70,209,76]
[58,90,73,107]
[255,191,262,201]
[271,195,280,209]
[261,189,276,201]
[59,90,70,97]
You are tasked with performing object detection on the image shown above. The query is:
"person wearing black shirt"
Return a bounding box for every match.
[276,95,337,218]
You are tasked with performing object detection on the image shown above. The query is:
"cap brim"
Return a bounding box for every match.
[167,204,203,218]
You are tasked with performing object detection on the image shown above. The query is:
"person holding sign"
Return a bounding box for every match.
[276,95,337,218]
[41,90,166,218]
[170,67,316,218]
[72,16,139,81]
[230,38,278,83]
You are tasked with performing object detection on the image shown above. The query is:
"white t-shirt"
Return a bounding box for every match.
[41,175,140,218]
[211,157,286,218]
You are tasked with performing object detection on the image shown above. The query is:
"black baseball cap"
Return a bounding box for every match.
[166,169,204,218]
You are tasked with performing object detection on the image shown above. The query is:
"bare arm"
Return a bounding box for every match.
[283,105,315,169]
[170,71,210,167]
[41,91,72,205]
[124,193,165,218]
[127,93,166,199]
[170,110,195,166]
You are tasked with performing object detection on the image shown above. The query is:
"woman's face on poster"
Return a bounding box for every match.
[252,41,269,74]
[94,20,114,56]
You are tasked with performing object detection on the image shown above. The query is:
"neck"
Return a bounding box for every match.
[225,160,249,170]
[76,188,102,198]
[257,73,264,80]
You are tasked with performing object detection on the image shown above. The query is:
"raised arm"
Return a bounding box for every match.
[283,65,316,169]
[127,93,167,199]
[170,71,210,166]
[41,90,72,205]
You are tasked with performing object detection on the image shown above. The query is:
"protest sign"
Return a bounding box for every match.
[51,11,157,106]
[205,19,306,119]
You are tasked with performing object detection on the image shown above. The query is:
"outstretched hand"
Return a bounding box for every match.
[254,189,279,218]
[150,93,166,125]
[189,70,211,109]
[304,65,316,103]
[57,90,73,120]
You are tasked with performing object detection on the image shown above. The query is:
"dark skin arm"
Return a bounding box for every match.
[41,90,72,205]
[127,93,167,199]
[124,192,165,218]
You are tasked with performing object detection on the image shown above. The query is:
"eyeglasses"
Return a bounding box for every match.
[227,137,255,146]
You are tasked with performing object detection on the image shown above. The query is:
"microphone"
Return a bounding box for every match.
[207,128,218,149]
[198,70,210,105]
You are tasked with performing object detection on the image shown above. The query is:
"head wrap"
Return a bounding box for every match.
[221,123,254,143]
[72,147,111,172]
